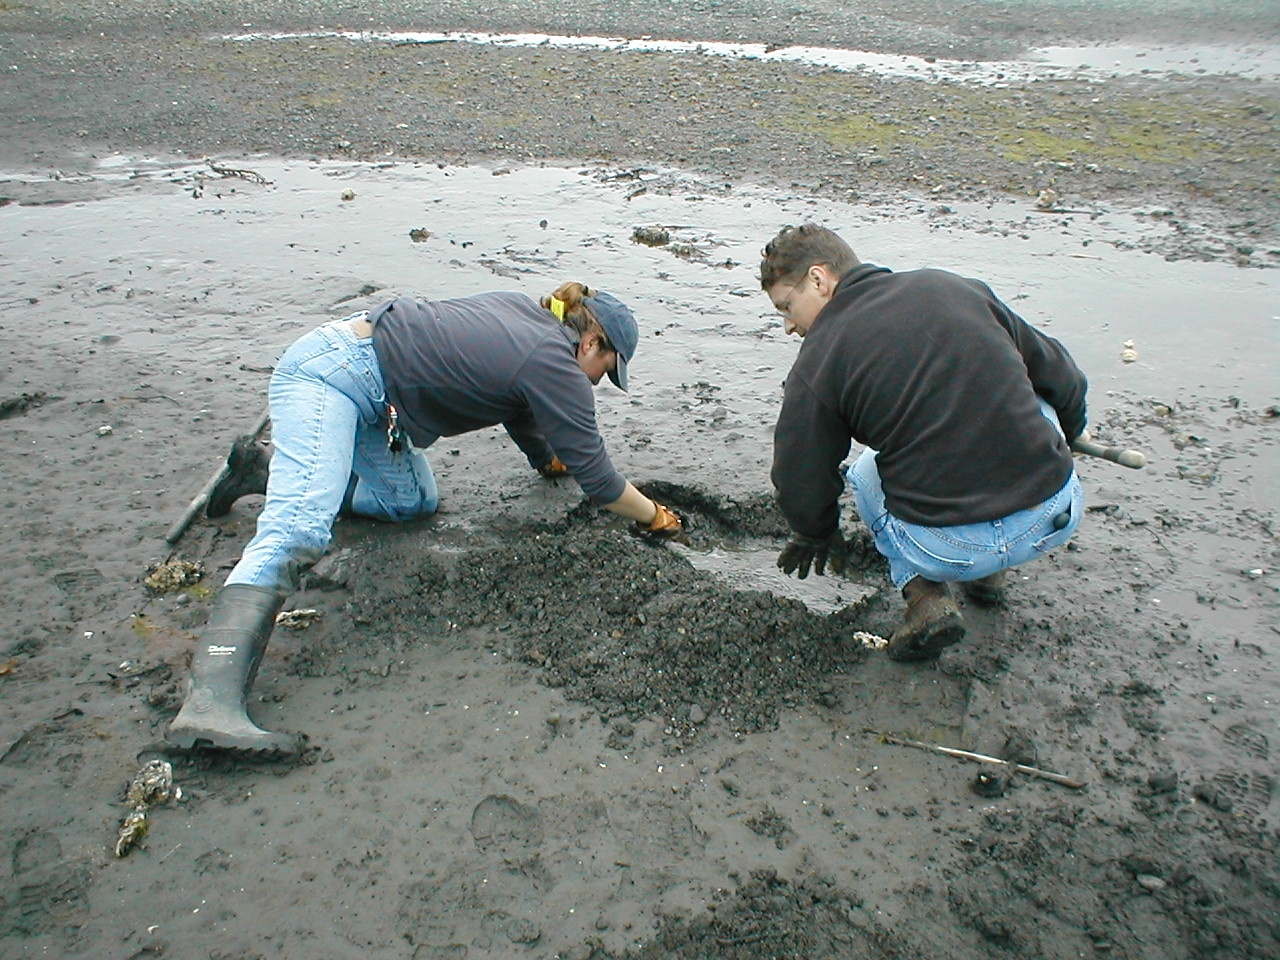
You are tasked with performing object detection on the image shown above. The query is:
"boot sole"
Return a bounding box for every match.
[886,615,966,661]
[166,727,303,758]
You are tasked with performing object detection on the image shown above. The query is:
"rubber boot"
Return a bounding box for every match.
[166,584,303,756]
[206,435,270,518]
[886,577,966,661]
[961,570,1007,606]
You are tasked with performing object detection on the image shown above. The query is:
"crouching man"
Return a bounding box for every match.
[761,224,1087,660]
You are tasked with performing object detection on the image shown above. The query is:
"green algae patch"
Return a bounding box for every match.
[792,75,1279,171]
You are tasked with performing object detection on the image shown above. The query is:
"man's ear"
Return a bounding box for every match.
[811,265,834,297]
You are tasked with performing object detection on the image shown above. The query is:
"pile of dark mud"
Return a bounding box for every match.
[291,485,892,747]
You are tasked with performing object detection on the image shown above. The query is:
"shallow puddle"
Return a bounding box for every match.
[669,539,878,615]
[225,30,1280,83]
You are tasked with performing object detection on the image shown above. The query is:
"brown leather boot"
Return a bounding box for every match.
[961,570,1007,606]
[886,577,965,661]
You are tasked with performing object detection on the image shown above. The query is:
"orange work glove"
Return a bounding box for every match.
[537,456,570,478]
[635,500,685,540]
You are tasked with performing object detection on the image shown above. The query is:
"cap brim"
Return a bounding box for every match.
[608,354,628,391]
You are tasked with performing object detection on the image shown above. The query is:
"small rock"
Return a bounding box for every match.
[632,225,670,246]
[1192,782,1233,812]
[1146,771,1178,795]
[1035,188,1060,209]
[303,550,353,590]
[971,772,1007,798]
[1122,854,1163,876]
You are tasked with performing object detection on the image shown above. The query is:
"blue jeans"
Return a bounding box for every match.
[847,402,1084,590]
[227,314,439,594]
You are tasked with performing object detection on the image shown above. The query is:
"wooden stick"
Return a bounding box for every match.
[873,731,1088,789]
[164,407,270,545]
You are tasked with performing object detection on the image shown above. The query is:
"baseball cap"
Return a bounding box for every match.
[583,290,638,391]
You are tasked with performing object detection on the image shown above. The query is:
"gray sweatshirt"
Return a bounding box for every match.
[369,292,626,505]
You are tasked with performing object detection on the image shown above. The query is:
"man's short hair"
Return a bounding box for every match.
[759,224,858,289]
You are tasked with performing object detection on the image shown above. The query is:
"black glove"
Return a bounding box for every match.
[777,531,846,579]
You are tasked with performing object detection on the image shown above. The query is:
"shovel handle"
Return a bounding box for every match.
[1070,437,1146,469]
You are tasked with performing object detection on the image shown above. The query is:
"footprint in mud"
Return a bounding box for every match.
[1194,772,1274,826]
[51,568,105,593]
[396,798,550,951]
[1196,722,1275,827]
[1222,722,1269,761]
[49,566,109,618]
[470,794,544,859]
[6,829,90,935]
[1,714,83,768]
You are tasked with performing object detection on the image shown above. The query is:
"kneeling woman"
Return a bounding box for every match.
[168,282,683,755]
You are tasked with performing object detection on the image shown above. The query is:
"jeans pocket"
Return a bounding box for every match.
[1032,516,1078,554]
[892,523,977,579]
[1030,476,1083,554]
[281,332,385,425]
[275,327,342,377]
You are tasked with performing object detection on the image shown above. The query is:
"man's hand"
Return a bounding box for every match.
[777,531,846,579]
[537,456,570,478]
[634,500,685,540]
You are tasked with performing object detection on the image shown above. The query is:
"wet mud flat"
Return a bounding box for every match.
[270,449,1280,960]
[0,155,1276,959]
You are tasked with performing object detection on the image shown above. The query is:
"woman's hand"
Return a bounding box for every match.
[635,500,685,540]
[537,456,570,478]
